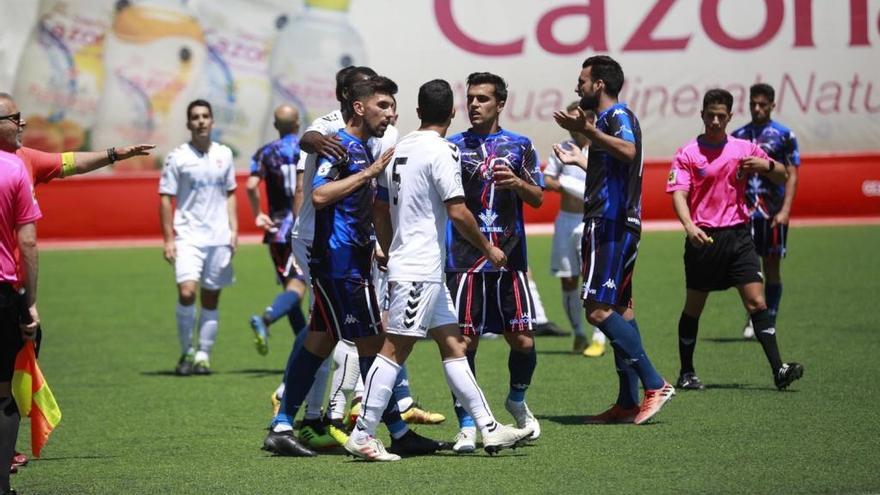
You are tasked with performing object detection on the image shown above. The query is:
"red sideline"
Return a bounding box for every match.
[39,216,880,250]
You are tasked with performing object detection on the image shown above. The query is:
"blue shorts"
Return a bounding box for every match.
[310,277,382,341]
[580,218,639,308]
[750,216,788,258]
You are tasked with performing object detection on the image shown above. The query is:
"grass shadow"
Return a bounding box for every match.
[225,368,284,376]
[704,337,751,344]
[704,383,788,392]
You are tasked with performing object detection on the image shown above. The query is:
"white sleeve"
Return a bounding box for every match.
[296,149,308,172]
[544,153,562,178]
[370,125,399,158]
[158,153,178,195]
[304,113,340,136]
[225,153,237,192]
[432,143,464,201]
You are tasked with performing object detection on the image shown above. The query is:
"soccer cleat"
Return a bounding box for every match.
[505,399,541,440]
[174,353,194,376]
[344,400,362,430]
[250,315,270,355]
[388,429,449,456]
[344,434,401,462]
[270,391,281,416]
[192,359,211,375]
[675,372,706,391]
[533,321,570,337]
[572,335,588,354]
[299,419,340,450]
[583,404,640,424]
[11,452,27,468]
[452,427,477,454]
[634,382,676,425]
[326,419,349,446]
[582,340,607,358]
[774,362,804,390]
[742,317,755,339]
[482,423,533,455]
[262,429,317,457]
[400,404,446,424]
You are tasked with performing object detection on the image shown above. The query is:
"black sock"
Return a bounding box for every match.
[751,309,783,372]
[0,397,21,492]
[678,313,699,374]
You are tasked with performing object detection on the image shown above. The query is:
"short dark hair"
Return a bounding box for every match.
[418,79,454,124]
[702,88,734,113]
[187,99,212,119]
[750,83,775,103]
[336,66,377,102]
[348,76,398,106]
[582,55,624,97]
[466,72,508,103]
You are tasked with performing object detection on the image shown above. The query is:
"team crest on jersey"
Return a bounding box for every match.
[667,169,677,185]
[478,208,498,227]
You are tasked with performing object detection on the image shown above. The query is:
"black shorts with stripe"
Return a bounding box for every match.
[309,277,382,341]
[685,223,764,292]
[580,218,639,308]
[267,242,306,283]
[445,271,535,336]
[750,216,789,258]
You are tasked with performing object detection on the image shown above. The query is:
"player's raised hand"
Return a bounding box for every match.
[492,165,521,190]
[255,212,277,232]
[739,156,770,174]
[163,240,177,264]
[553,143,588,171]
[486,246,507,268]
[366,148,395,178]
[316,134,347,161]
[116,143,156,160]
[553,107,595,136]
[685,225,713,248]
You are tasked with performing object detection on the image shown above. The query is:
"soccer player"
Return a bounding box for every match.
[666,88,804,391]
[159,100,237,376]
[348,78,533,461]
[262,76,444,458]
[0,149,41,495]
[544,101,607,356]
[444,72,544,451]
[731,84,801,339]
[554,55,674,425]
[246,104,308,354]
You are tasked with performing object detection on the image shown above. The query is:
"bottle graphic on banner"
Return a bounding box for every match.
[13,0,116,153]
[91,0,206,170]
[265,0,366,142]
[195,0,285,168]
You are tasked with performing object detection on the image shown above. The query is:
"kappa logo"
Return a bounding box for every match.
[602,279,617,290]
[478,209,498,226]
[344,314,360,325]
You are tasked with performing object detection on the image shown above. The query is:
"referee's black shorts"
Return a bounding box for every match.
[0,283,24,382]
[684,223,764,292]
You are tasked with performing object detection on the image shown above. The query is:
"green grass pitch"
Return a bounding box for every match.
[11,226,880,494]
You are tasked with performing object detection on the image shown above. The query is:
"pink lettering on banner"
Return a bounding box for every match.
[434,0,524,56]
[623,0,690,51]
[793,0,815,47]
[850,0,869,46]
[535,2,607,54]
[701,0,784,50]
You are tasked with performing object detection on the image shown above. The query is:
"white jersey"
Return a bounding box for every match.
[379,130,464,283]
[545,139,588,199]
[159,141,236,247]
[291,109,398,242]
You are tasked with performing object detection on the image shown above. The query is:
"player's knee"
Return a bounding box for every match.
[585,306,612,326]
[745,298,767,313]
[178,292,196,306]
[506,332,534,352]
[304,331,334,357]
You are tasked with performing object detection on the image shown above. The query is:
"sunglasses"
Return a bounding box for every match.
[0,112,21,125]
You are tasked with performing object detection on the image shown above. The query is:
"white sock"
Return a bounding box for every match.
[442,356,496,433]
[274,382,285,400]
[528,278,549,324]
[304,357,331,420]
[352,354,400,442]
[176,303,196,355]
[397,396,414,412]
[197,308,219,356]
[330,343,362,419]
[563,289,586,337]
[591,327,607,344]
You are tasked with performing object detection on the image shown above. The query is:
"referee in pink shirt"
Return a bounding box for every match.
[666,89,804,392]
[0,149,42,495]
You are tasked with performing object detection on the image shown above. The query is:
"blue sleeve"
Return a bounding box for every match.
[312,155,342,190]
[609,112,636,143]
[376,185,389,202]
[519,141,544,189]
[249,147,263,176]
[787,131,801,167]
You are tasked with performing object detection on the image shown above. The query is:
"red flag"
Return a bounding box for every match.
[11,340,61,458]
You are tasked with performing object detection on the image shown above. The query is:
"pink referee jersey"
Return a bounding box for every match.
[666,136,770,229]
[0,151,42,284]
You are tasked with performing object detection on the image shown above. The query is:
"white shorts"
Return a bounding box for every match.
[551,211,585,278]
[385,281,458,338]
[175,243,234,290]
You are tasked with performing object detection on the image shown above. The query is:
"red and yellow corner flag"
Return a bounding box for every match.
[11,340,61,458]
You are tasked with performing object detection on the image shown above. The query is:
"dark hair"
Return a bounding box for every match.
[466,72,508,103]
[186,99,212,119]
[348,76,398,106]
[702,88,734,113]
[581,55,624,97]
[418,79,454,124]
[335,66,377,102]
[750,83,775,103]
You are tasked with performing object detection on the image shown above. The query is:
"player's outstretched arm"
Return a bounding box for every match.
[68,144,155,176]
[774,165,798,227]
[227,191,238,254]
[312,148,394,209]
[245,175,275,231]
[17,222,40,338]
[552,143,589,172]
[300,130,346,160]
[672,190,712,247]
[446,198,507,267]
[159,194,176,264]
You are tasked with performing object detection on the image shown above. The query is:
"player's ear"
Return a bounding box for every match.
[353,100,366,117]
[449,107,456,120]
[416,107,423,120]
